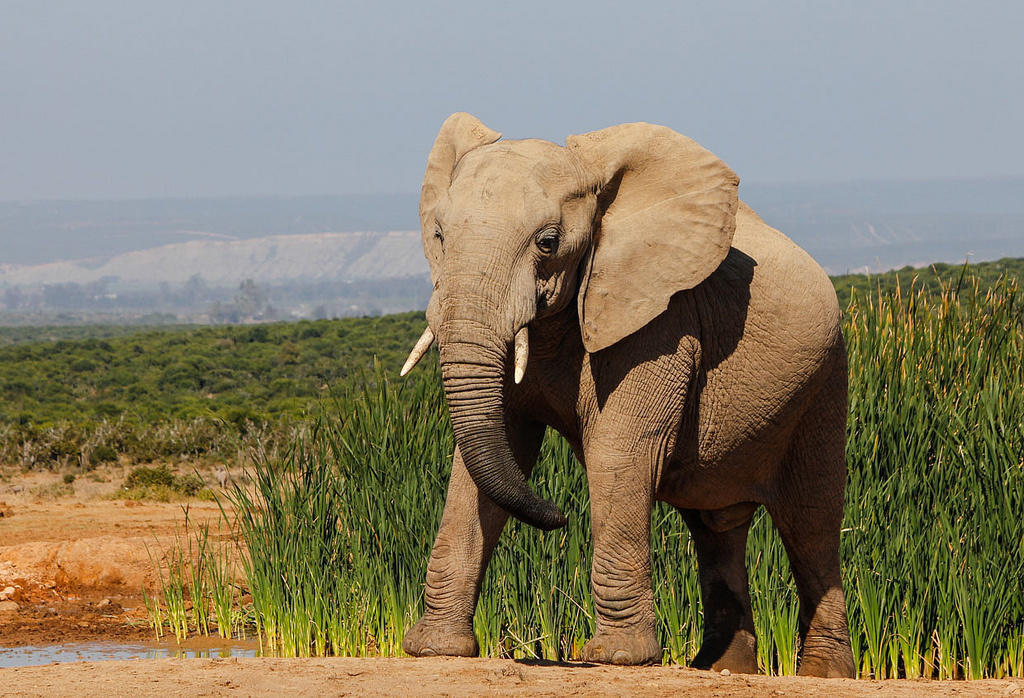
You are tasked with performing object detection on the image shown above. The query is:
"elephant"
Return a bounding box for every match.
[399,112,855,678]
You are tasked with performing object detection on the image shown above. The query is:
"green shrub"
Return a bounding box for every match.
[118,464,214,501]
[174,472,206,497]
[90,444,119,464]
[124,464,176,489]
[119,483,178,502]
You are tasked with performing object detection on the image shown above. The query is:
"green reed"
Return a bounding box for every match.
[143,513,247,643]
[149,271,1022,679]
[842,274,1023,678]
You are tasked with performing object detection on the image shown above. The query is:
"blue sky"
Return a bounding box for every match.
[2,0,1022,199]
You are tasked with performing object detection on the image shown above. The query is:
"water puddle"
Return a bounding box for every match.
[0,638,261,668]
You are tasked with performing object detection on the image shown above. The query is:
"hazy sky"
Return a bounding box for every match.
[2,1,1022,200]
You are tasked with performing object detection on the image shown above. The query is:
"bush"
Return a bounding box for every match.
[31,481,74,499]
[174,472,206,497]
[90,444,119,464]
[124,464,175,489]
[118,464,213,501]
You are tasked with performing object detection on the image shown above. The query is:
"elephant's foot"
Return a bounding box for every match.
[580,627,661,665]
[797,635,856,678]
[691,629,758,674]
[402,616,479,657]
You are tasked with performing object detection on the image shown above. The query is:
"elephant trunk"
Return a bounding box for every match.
[439,332,566,531]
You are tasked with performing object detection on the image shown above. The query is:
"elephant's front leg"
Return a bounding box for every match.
[580,444,661,665]
[403,420,544,657]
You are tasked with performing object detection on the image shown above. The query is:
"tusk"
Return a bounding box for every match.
[400,326,435,376]
[513,326,529,384]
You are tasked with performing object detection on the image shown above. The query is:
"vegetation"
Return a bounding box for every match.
[841,275,1023,679]
[135,261,1023,679]
[0,323,195,347]
[116,464,214,502]
[831,256,1024,309]
[0,313,426,470]
[143,514,247,642]
[28,480,75,499]
[0,312,425,423]
[1,259,1020,473]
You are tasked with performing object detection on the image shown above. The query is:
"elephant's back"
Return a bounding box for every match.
[679,201,844,486]
[732,201,841,334]
[698,201,842,370]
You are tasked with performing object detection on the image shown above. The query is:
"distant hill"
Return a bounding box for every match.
[0,231,425,288]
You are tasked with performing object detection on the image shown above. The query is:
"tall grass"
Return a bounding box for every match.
[143,511,248,642]
[841,274,1023,679]
[152,274,1023,678]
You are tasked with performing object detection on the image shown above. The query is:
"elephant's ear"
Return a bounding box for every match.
[420,113,501,284]
[566,123,739,353]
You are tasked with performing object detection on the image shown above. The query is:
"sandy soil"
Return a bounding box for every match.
[1,467,1023,696]
[1,656,1022,697]
[0,465,229,646]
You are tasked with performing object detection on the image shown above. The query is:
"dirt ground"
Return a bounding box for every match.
[1,657,1022,697]
[1,467,1023,696]
[0,465,228,646]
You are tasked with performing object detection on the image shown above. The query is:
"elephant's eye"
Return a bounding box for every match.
[535,228,560,255]
[434,225,444,246]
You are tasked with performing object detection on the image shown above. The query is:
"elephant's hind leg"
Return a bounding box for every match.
[678,505,759,674]
[768,365,855,678]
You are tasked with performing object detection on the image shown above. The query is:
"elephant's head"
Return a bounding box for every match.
[402,112,739,530]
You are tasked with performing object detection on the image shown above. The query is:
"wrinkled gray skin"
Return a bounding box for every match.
[401,113,855,677]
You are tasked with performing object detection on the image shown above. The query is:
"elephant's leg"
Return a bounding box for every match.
[679,505,759,674]
[580,448,661,665]
[770,497,853,678]
[403,420,544,657]
[768,369,855,678]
